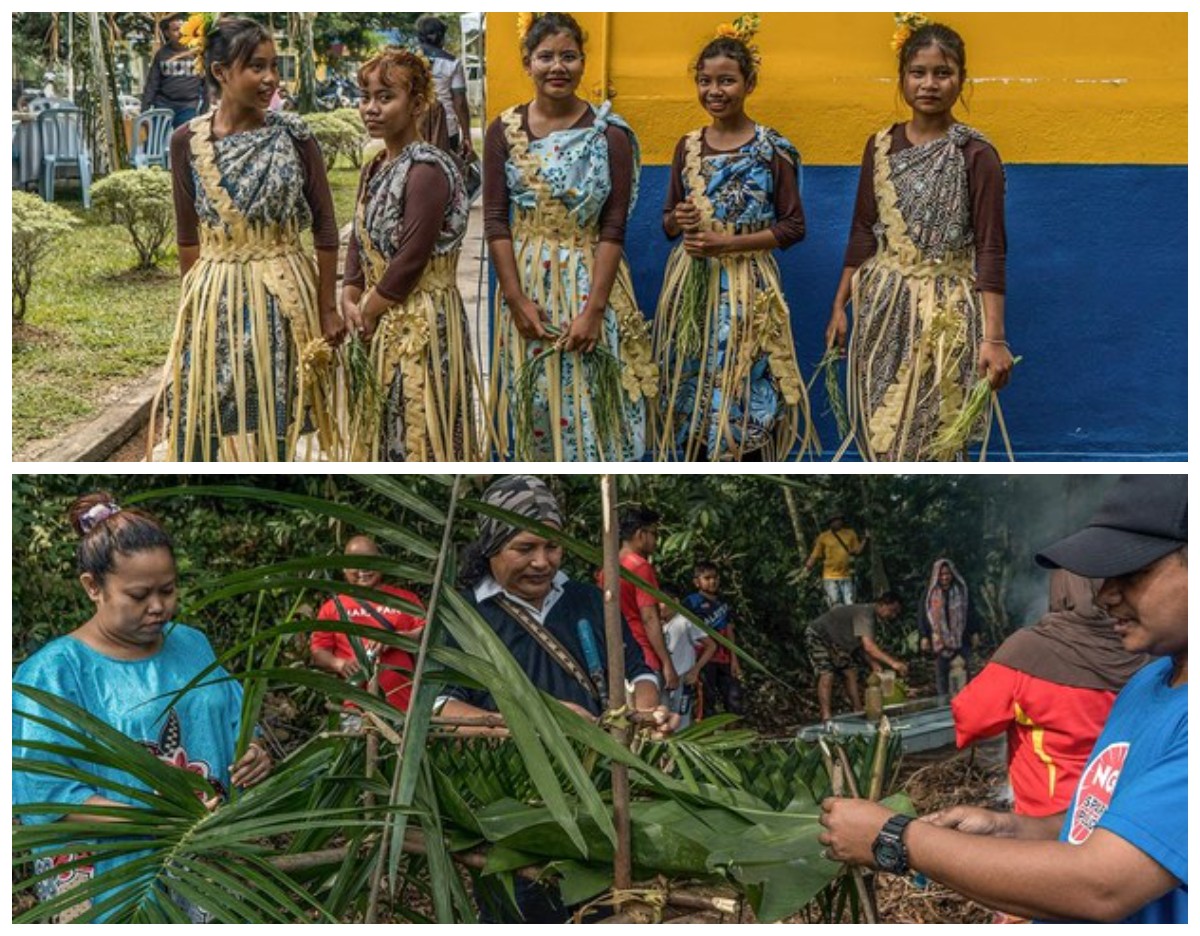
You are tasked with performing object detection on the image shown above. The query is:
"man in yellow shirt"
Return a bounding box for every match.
[805,513,869,607]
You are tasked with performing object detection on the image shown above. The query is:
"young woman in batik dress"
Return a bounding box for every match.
[484,12,657,462]
[342,47,481,462]
[654,17,815,462]
[153,16,343,462]
[826,19,1013,462]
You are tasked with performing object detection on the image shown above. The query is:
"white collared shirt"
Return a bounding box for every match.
[473,570,570,624]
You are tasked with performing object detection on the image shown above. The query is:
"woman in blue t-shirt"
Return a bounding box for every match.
[12,492,272,922]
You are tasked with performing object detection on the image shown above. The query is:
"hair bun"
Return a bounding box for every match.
[68,492,121,537]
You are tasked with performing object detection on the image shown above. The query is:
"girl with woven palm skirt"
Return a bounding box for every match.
[653,17,815,462]
[826,19,1013,462]
[342,48,481,462]
[153,16,343,462]
[484,13,657,462]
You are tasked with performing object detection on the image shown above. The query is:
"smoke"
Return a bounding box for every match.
[1003,476,1118,630]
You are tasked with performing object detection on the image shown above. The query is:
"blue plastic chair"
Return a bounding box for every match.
[37,105,92,209]
[130,108,174,170]
[27,96,57,115]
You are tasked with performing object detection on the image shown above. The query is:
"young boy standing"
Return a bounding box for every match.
[683,562,743,717]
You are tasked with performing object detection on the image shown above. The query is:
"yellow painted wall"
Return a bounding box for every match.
[486,12,1187,164]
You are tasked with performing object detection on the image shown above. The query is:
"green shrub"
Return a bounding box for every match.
[91,168,175,271]
[329,107,368,167]
[11,191,78,324]
[302,112,364,170]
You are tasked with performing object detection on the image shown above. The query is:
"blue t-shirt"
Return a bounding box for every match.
[683,592,732,664]
[1057,656,1187,924]
[12,624,244,917]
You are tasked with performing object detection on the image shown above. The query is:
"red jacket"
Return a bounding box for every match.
[312,585,424,712]
[952,662,1119,816]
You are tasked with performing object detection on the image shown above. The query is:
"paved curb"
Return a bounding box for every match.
[60,381,159,463]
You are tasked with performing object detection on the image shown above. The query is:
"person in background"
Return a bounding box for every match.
[662,607,717,729]
[141,14,206,127]
[311,535,425,722]
[805,594,908,723]
[805,513,869,608]
[683,561,743,717]
[415,14,476,165]
[820,475,1186,924]
[616,505,678,692]
[919,557,979,697]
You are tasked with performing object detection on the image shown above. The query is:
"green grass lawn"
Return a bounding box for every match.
[13,164,363,453]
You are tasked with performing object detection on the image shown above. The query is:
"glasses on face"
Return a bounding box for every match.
[532,51,582,67]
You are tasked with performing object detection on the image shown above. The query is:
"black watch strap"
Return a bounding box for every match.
[873,813,915,875]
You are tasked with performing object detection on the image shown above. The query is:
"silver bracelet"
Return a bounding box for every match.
[981,338,1010,347]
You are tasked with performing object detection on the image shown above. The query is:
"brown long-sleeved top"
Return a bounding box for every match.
[343,156,452,304]
[483,104,634,245]
[171,124,339,250]
[662,129,806,249]
[843,123,1006,294]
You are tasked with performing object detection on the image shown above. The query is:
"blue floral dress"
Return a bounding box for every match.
[154,110,338,462]
[653,126,814,461]
[490,102,657,462]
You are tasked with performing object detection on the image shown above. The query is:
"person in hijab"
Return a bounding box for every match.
[919,558,979,696]
[438,475,665,727]
[952,571,1148,817]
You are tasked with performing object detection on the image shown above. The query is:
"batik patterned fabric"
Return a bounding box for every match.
[155,110,337,462]
[846,123,999,461]
[13,624,244,921]
[653,126,813,461]
[490,102,657,462]
[349,143,481,461]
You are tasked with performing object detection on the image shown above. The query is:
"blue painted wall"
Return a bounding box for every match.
[618,164,1187,461]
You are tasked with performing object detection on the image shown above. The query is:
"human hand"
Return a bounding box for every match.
[682,667,698,687]
[818,798,894,868]
[561,700,595,720]
[562,308,603,354]
[644,704,681,739]
[893,660,910,678]
[673,198,703,233]
[919,637,931,655]
[662,660,680,691]
[337,657,362,680]
[320,306,347,348]
[921,805,1014,838]
[825,307,848,353]
[341,288,363,335]
[683,230,729,259]
[978,342,1014,391]
[230,741,273,789]
[731,661,743,680]
[508,295,550,342]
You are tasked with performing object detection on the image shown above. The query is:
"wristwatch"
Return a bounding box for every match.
[871,814,914,875]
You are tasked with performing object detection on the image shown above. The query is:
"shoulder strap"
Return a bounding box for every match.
[493,595,599,703]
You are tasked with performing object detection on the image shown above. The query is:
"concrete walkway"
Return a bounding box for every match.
[18,202,489,463]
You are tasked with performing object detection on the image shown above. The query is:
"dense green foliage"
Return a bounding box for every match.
[11,192,79,323]
[91,168,175,271]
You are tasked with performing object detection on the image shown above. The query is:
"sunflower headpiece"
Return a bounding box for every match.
[516,13,541,46]
[714,13,763,68]
[892,12,929,55]
[179,12,218,77]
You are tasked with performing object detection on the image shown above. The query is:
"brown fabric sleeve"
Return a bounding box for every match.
[768,148,806,249]
[661,136,688,237]
[342,165,370,292]
[842,134,879,269]
[483,116,513,243]
[373,164,451,305]
[597,124,633,245]
[295,134,339,250]
[171,126,200,247]
[966,139,1007,295]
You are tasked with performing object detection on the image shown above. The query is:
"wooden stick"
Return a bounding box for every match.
[600,474,633,897]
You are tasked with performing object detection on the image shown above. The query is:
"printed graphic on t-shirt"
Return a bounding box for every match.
[141,708,224,801]
[1068,742,1129,845]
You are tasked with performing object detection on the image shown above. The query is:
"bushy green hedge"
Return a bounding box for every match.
[11,192,78,323]
[302,111,367,170]
[91,168,176,271]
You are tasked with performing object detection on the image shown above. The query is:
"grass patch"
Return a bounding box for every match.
[12,168,362,452]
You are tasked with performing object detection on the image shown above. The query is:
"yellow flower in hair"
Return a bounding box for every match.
[891,25,912,52]
[179,12,216,76]
[517,12,537,44]
[733,13,761,41]
[892,12,929,54]
[716,22,739,38]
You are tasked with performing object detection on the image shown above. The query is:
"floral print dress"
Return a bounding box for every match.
[153,110,338,462]
[653,126,814,461]
[490,101,657,462]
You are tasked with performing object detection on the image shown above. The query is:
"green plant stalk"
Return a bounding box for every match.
[928,356,1023,460]
[808,348,850,440]
[675,257,710,360]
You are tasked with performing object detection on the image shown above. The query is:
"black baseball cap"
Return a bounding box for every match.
[1036,476,1186,578]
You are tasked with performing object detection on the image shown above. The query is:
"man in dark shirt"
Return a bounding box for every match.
[142,15,206,128]
[805,594,908,722]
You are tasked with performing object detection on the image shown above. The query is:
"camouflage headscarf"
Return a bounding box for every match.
[478,475,564,558]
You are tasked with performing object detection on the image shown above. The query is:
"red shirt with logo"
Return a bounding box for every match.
[952,662,1118,816]
[312,585,424,711]
[616,552,662,671]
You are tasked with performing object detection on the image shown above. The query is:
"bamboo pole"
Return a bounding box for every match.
[363,673,384,924]
[600,474,633,897]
